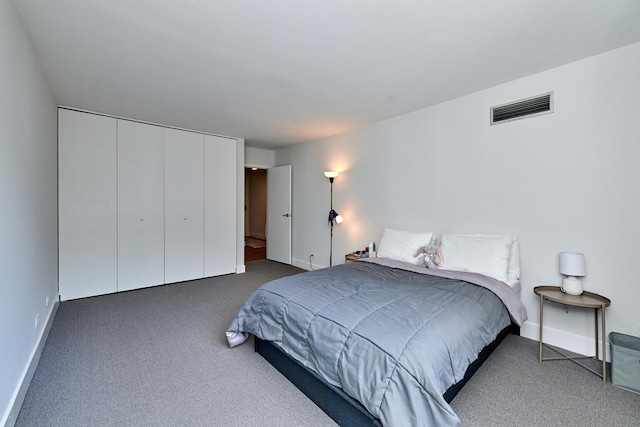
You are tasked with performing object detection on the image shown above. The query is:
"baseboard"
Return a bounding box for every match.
[236,264,246,274]
[2,300,59,427]
[521,320,610,362]
[291,257,323,271]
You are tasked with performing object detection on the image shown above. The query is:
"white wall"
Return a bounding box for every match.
[245,146,275,168]
[0,1,59,426]
[236,138,246,272]
[276,42,640,357]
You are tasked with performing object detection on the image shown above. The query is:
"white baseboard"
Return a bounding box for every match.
[236,264,246,274]
[520,320,610,362]
[292,257,323,271]
[2,300,59,427]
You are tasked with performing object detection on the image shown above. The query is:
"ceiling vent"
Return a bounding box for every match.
[491,92,554,125]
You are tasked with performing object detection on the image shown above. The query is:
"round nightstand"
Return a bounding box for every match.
[533,285,611,382]
[345,253,363,262]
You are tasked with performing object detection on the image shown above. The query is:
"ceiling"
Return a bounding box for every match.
[14,0,640,149]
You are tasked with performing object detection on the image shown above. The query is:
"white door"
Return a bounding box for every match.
[58,109,117,300]
[204,135,237,276]
[117,120,165,291]
[266,165,292,264]
[164,128,204,283]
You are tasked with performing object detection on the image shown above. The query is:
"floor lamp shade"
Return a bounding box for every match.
[324,171,339,179]
[328,209,343,225]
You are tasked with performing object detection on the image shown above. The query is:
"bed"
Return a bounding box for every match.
[227,232,527,426]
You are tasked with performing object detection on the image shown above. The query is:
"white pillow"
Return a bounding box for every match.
[439,234,514,283]
[377,228,434,266]
[507,237,520,284]
[454,234,520,283]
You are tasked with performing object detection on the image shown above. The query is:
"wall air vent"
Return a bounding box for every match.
[490,92,554,125]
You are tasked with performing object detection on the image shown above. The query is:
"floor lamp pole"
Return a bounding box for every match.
[330,222,334,267]
[325,171,341,267]
[329,178,334,266]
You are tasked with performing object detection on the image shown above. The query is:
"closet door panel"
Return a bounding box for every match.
[58,109,117,300]
[204,135,237,276]
[164,128,204,283]
[117,120,165,291]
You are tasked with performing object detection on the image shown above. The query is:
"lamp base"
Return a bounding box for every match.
[561,276,583,295]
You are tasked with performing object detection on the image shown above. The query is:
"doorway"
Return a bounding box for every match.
[245,168,267,262]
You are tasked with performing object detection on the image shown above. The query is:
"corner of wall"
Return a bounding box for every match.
[236,138,246,271]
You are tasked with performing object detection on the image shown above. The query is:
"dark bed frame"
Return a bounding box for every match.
[255,323,520,426]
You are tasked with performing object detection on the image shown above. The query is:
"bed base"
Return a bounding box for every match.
[255,323,519,427]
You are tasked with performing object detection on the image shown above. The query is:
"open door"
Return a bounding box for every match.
[266,165,292,264]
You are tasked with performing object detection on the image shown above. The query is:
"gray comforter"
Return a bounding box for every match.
[227,259,527,426]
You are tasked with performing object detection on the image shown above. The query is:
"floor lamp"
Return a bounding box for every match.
[324,171,343,266]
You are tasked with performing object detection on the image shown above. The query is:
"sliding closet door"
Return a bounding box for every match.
[164,128,204,283]
[59,109,117,300]
[117,120,165,291]
[204,135,237,276]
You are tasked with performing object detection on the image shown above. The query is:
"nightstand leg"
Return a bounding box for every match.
[595,308,599,360]
[602,305,607,382]
[539,295,544,363]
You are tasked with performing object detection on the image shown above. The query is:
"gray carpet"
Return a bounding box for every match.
[450,335,640,426]
[16,260,640,426]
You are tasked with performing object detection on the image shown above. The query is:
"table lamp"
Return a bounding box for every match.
[559,252,586,295]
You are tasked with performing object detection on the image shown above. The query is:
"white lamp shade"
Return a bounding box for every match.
[324,171,339,179]
[559,252,586,277]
